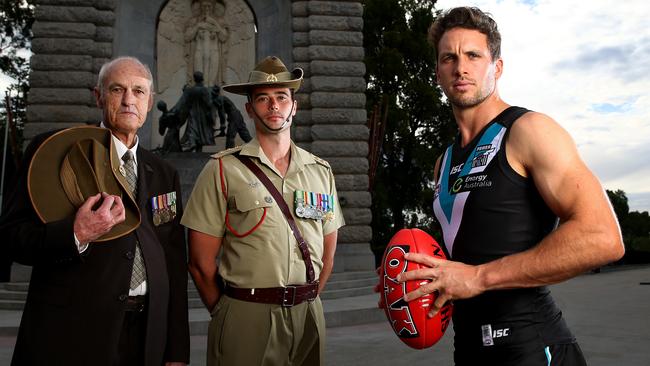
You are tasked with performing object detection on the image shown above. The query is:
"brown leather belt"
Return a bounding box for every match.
[224,283,318,307]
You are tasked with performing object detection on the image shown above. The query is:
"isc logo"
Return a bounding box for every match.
[450,163,464,175]
[493,328,509,338]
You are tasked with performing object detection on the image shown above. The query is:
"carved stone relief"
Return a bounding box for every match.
[153,0,255,150]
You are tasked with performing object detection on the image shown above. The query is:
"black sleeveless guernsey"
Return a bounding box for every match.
[433,107,576,361]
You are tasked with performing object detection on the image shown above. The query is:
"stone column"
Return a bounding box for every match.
[292,1,372,271]
[26,0,116,140]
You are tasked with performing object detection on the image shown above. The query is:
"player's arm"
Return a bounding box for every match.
[477,112,624,287]
[318,231,338,294]
[188,229,223,312]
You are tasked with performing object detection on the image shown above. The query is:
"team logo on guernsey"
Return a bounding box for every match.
[471,144,495,168]
[295,190,335,222]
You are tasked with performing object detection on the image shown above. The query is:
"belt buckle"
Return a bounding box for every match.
[135,302,145,312]
[126,296,145,312]
[282,286,297,307]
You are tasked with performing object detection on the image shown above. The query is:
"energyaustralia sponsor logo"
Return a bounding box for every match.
[451,173,492,193]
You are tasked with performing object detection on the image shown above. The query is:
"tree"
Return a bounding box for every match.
[1,0,33,80]
[606,189,629,221]
[606,189,650,263]
[626,211,650,237]
[364,0,456,265]
[1,0,34,155]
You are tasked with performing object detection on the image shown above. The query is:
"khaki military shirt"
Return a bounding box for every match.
[181,138,345,288]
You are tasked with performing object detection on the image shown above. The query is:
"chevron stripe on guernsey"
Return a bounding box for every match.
[433,123,507,256]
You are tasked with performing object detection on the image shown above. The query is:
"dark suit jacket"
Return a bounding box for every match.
[0,131,190,365]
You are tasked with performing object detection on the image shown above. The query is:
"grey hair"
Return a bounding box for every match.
[96,56,154,96]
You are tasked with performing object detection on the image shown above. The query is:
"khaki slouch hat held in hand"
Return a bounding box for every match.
[28,126,140,241]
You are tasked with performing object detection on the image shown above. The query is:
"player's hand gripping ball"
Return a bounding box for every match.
[380,228,453,349]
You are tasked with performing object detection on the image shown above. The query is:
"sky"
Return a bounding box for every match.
[2,0,649,212]
[435,0,650,213]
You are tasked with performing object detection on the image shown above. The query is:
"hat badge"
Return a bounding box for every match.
[266,73,278,82]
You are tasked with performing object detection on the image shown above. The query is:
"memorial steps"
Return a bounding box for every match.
[0,269,383,336]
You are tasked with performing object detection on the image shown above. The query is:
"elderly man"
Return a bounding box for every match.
[181,56,344,366]
[0,56,189,366]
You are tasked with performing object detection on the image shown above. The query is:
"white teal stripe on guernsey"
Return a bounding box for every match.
[545,346,552,365]
[433,123,507,256]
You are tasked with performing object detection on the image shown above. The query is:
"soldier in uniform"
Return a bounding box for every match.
[181,56,344,366]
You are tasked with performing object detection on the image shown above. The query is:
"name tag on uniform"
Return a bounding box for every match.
[151,191,177,226]
[294,190,335,222]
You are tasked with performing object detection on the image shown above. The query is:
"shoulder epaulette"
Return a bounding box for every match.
[312,154,331,169]
[211,145,243,159]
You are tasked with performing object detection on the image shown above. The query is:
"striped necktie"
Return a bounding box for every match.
[122,151,146,290]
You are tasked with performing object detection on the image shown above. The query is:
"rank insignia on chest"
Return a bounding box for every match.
[151,191,177,226]
[294,190,335,221]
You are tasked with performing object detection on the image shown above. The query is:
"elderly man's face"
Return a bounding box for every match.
[94,60,153,142]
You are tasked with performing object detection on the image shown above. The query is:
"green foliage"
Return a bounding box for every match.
[625,210,650,239]
[606,189,629,220]
[606,189,650,262]
[364,0,456,265]
[629,236,650,253]
[1,0,33,81]
[1,0,33,157]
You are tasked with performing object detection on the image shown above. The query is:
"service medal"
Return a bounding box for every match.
[295,190,306,218]
[167,192,177,219]
[160,208,170,224]
[323,211,335,222]
[150,196,160,225]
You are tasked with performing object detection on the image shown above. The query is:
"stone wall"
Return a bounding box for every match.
[27,0,116,139]
[291,1,372,271]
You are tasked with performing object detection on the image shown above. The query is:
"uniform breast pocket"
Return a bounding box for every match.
[226,191,274,236]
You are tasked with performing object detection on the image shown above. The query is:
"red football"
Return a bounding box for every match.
[380,228,453,349]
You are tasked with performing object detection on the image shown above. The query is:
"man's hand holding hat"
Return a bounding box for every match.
[28,126,141,243]
[74,192,126,245]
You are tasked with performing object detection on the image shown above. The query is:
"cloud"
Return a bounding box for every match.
[0,74,16,95]
[555,40,650,83]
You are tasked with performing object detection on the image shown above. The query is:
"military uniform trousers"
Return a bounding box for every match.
[208,295,325,366]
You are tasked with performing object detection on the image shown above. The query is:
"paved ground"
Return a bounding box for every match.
[1,265,648,365]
